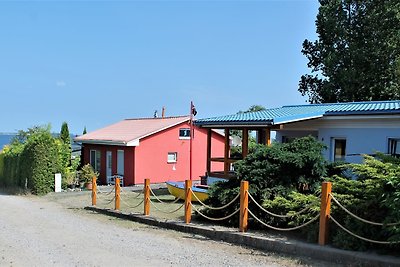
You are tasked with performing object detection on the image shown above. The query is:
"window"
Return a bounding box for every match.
[90,150,101,173]
[179,128,191,139]
[388,138,400,156]
[167,152,177,163]
[117,150,124,176]
[333,138,346,162]
[282,136,296,143]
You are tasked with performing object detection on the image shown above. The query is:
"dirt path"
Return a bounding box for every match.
[0,194,325,266]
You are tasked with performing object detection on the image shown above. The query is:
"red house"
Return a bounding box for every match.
[75,116,225,185]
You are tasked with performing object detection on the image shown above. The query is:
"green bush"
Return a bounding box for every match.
[0,151,4,182]
[2,142,25,187]
[204,136,327,227]
[79,164,98,183]
[327,155,400,252]
[1,126,69,195]
[20,130,61,195]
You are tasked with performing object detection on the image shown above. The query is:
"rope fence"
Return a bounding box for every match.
[191,203,240,221]
[149,199,185,214]
[330,215,400,245]
[330,193,400,226]
[89,179,400,247]
[248,192,318,218]
[248,209,320,231]
[190,188,240,210]
[149,187,183,204]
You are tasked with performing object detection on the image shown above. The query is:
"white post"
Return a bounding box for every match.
[55,173,62,192]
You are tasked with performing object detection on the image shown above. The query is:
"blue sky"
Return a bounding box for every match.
[0,0,319,134]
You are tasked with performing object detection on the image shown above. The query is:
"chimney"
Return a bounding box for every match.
[162,106,165,118]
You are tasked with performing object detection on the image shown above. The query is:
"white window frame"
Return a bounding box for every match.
[117,150,125,176]
[179,128,191,139]
[331,138,347,162]
[388,138,400,156]
[90,150,101,173]
[167,152,177,163]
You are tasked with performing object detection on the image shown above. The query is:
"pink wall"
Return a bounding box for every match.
[82,122,224,185]
[82,144,135,185]
[134,122,224,185]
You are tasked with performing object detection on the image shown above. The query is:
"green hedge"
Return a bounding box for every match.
[2,142,24,187]
[0,151,4,182]
[1,127,64,195]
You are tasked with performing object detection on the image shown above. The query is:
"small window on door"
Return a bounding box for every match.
[333,138,346,162]
[167,152,177,163]
[179,128,191,139]
[90,150,101,173]
[388,138,400,156]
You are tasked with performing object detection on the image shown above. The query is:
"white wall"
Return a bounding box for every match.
[275,115,400,163]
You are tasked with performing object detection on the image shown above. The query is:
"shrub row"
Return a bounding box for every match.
[0,127,64,195]
[203,137,400,253]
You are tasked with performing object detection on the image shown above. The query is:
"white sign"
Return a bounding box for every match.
[55,173,62,193]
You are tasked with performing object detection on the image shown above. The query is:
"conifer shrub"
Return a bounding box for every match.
[327,155,400,252]
[204,136,327,228]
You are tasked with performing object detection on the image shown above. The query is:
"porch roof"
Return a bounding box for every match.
[195,100,400,127]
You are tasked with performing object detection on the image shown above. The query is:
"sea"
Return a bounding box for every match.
[0,133,81,152]
[0,133,16,150]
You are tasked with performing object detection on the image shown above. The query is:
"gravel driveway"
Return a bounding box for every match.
[0,193,328,267]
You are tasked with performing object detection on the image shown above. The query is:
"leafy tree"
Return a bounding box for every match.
[82,126,87,135]
[231,105,267,154]
[238,105,266,114]
[299,0,400,103]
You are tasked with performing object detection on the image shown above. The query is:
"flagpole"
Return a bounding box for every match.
[189,101,193,181]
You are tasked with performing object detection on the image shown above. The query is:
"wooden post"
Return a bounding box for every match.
[239,181,249,232]
[115,178,121,211]
[242,128,249,158]
[206,128,212,174]
[91,176,97,206]
[266,128,271,146]
[144,179,150,216]
[224,128,230,175]
[185,180,192,224]
[319,181,332,245]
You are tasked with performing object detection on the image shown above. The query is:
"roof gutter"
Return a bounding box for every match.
[73,139,139,147]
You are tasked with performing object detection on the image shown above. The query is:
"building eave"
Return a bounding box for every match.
[75,139,138,147]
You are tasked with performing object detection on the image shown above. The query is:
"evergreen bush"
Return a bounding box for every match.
[204,136,327,228]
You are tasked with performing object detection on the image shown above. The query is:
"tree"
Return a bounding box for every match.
[82,126,87,135]
[60,122,70,145]
[59,122,72,168]
[299,0,400,103]
[238,105,266,114]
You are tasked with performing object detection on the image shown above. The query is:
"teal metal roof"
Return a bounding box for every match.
[195,100,400,127]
